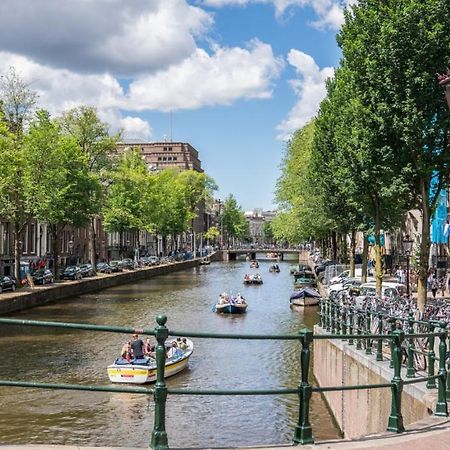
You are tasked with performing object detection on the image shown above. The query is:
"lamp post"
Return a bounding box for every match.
[68,238,74,265]
[437,69,450,110]
[403,234,414,298]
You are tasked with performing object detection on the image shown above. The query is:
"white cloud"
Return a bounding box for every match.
[276,49,334,139]
[0,0,213,75]
[126,39,284,111]
[202,0,348,29]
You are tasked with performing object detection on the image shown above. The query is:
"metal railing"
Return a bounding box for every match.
[0,314,448,449]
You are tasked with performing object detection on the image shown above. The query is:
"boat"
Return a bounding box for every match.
[269,264,280,273]
[214,293,248,313]
[293,270,316,288]
[290,287,321,307]
[107,338,194,384]
[243,274,263,284]
[250,260,259,268]
[199,257,211,265]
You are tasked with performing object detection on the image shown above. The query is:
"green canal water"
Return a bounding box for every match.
[0,259,340,447]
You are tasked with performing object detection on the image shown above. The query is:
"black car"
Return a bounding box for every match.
[60,266,82,280]
[31,269,54,285]
[79,264,94,277]
[96,262,112,274]
[0,276,17,293]
[109,261,123,272]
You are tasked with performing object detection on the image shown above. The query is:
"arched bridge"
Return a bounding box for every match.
[224,248,303,261]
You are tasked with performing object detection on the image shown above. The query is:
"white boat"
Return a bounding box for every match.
[289,287,321,307]
[107,338,194,384]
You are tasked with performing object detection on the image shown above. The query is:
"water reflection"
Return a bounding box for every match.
[0,260,339,447]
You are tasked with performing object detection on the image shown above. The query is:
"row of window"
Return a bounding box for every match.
[157,156,177,161]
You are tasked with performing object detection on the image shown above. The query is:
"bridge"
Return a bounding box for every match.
[224,248,303,261]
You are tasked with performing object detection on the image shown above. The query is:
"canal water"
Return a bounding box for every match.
[0,259,339,448]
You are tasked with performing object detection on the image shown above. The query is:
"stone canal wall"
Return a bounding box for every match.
[0,252,224,315]
[313,325,435,439]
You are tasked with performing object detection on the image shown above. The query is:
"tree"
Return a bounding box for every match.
[59,106,119,273]
[0,68,38,281]
[220,195,248,247]
[26,111,98,279]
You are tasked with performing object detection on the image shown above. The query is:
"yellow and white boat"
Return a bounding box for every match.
[107,338,194,384]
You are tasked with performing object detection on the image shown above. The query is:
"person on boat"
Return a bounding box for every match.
[235,293,245,304]
[144,337,156,358]
[121,341,132,362]
[179,337,189,350]
[131,334,145,360]
[166,341,181,358]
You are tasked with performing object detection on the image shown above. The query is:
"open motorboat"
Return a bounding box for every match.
[107,338,194,384]
[290,287,321,307]
[243,273,263,285]
[199,256,211,265]
[214,293,248,313]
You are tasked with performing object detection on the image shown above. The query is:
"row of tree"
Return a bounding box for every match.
[0,69,253,281]
[272,0,450,309]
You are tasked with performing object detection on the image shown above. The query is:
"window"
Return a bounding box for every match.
[168,147,172,151]
[173,157,177,161]
[163,147,168,151]
[30,223,36,254]
[158,157,162,161]
[163,157,167,161]
[168,157,172,161]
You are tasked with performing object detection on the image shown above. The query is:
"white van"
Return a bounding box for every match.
[358,282,407,299]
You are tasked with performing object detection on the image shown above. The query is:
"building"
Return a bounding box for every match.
[244,209,276,245]
[117,141,203,173]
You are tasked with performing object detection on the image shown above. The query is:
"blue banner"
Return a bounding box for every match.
[430,177,448,244]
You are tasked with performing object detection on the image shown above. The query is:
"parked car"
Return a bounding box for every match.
[0,276,16,293]
[79,263,94,277]
[356,282,407,304]
[109,260,123,272]
[121,258,135,270]
[60,266,82,280]
[31,269,54,285]
[148,256,160,265]
[314,260,338,276]
[96,262,112,274]
[329,269,363,285]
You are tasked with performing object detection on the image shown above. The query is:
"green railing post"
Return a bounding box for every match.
[151,315,169,450]
[318,299,324,328]
[376,312,383,361]
[447,332,450,400]
[389,317,396,369]
[387,329,405,433]
[406,313,415,378]
[365,306,372,355]
[336,305,342,335]
[293,329,314,445]
[341,306,347,337]
[427,323,436,389]
[348,307,354,346]
[435,321,448,416]
[356,312,362,350]
[325,299,331,332]
[331,303,336,334]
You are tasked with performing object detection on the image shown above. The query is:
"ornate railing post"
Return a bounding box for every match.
[331,302,336,334]
[427,323,436,389]
[325,299,331,332]
[356,312,362,350]
[447,331,450,400]
[336,304,342,335]
[318,299,324,328]
[389,317,396,369]
[376,312,383,361]
[293,329,314,445]
[387,328,405,433]
[435,321,448,416]
[341,306,347,337]
[348,307,354,346]
[406,313,415,378]
[365,306,372,355]
[151,315,169,450]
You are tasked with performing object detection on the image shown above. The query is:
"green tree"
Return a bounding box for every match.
[220,195,248,247]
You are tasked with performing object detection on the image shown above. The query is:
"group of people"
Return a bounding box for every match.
[218,292,246,304]
[120,334,189,362]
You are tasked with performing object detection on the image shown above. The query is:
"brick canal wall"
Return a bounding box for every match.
[0,252,224,315]
[313,325,435,439]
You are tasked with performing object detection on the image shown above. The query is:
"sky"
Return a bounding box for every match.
[0,0,345,211]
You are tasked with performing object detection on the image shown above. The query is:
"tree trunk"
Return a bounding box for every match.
[349,229,356,277]
[13,221,21,283]
[51,225,61,281]
[417,181,431,311]
[331,231,337,261]
[362,233,368,283]
[89,217,97,274]
[374,199,383,295]
[119,230,123,259]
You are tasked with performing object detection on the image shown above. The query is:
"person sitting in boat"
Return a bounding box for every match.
[144,337,156,358]
[179,337,189,350]
[235,293,246,304]
[166,341,181,358]
[131,333,145,360]
[244,274,251,282]
[121,341,132,362]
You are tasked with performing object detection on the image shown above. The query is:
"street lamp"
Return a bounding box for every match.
[68,238,74,264]
[403,234,414,298]
[437,69,450,110]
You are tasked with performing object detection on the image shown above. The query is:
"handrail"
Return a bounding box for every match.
[0,314,448,450]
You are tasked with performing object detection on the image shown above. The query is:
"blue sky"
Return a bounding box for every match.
[0,0,344,210]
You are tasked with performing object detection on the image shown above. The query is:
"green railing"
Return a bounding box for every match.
[0,314,447,449]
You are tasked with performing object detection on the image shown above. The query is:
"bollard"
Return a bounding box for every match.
[406,313,415,378]
[427,323,436,389]
[293,329,314,445]
[376,312,383,361]
[435,321,448,416]
[387,329,405,433]
[348,308,354,346]
[365,306,372,355]
[356,312,362,350]
[151,315,169,450]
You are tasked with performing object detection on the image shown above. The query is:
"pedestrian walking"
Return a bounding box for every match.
[431,275,439,299]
